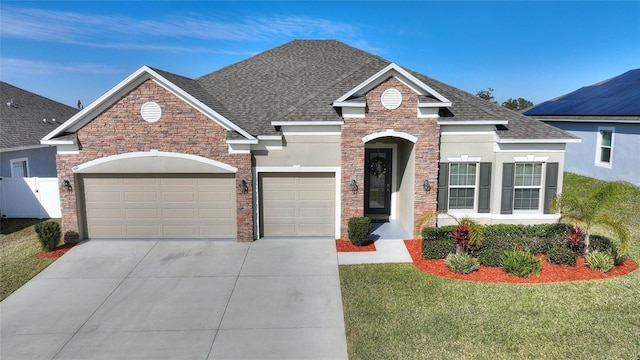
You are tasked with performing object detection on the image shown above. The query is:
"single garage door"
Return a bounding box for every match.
[260,173,335,237]
[83,175,236,239]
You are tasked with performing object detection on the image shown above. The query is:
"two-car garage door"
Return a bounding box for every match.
[83,175,236,239]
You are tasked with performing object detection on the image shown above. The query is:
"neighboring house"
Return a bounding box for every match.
[524,69,640,186]
[41,40,578,242]
[1,82,78,218]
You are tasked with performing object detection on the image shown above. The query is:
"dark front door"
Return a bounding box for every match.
[365,148,392,219]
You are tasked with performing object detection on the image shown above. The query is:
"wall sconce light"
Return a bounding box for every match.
[62,178,73,192]
[349,178,358,193]
[423,179,431,192]
[239,179,249,194]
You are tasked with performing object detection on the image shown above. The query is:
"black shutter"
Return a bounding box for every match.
[437,162,449,211]
[544,162,559,214]
[501,163,515,214]
[478,162,492,213]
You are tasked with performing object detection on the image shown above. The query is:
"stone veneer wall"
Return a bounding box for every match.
[340,77,440,238]
[57,79,254,242]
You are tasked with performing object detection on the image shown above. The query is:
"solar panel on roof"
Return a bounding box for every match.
[524,68,640,116]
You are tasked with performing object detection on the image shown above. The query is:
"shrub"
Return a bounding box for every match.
[566,224,583,252]
[422,225,456,241]
[501,249,542,277]
[546,246,577,266]
[35,222,61,252]
[585,250,614,273]
[423,239,456,259]
[523,236,561,255]
[445,253,480,274]
[476,247,504,267]
[347,217,371,246]
[483,223,571,241]
[607,244,629,266]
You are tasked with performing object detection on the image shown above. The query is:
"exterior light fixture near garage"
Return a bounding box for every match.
[239,179,249,194]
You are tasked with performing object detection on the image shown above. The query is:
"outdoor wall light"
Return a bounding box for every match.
[62,178,73,192]
[239,179,249,194]
[349,179,358,193]
[423,179,431,192]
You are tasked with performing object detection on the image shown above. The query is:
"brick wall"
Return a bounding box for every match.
[57,79,254,242]
[340,77,439,238]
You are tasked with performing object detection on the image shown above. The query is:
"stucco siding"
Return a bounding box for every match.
[253,135,340,167]
[547,122,640,186]
[0,147,58,178]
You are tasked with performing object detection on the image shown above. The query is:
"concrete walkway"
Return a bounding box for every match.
[337,239,413,265]
[1,239,347,360]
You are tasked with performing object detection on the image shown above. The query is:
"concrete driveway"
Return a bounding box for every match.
[1,239,348,359]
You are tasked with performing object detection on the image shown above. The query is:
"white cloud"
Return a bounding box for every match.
[0,58,124,76]
[0,6,358,50]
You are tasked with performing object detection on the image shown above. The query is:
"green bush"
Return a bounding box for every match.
[483,223,570,241]
[421,225,456,241]
[476,247,504,267]
[607,244,629,266]
[347,217,371,246]
[585,250,614,273]
[572,234,615,254]
[34,222,61,252]
[546,246,577,266]
[501,249,542,277]
[470,237,514,253]
[523,236,562,254]
[445,253,480,274]
[422,239,456,259]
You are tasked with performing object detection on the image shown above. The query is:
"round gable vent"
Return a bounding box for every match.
[381,88,402,110]
[141,101,162,123]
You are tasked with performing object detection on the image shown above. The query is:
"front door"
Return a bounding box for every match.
[364,148,392,220]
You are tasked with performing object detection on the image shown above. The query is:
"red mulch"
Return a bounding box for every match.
[403,239,638,283]
[336,239,377,252]
[37,243,76,259]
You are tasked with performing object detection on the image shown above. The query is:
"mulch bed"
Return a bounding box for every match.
[37,243,76,259]
[403,239,638,283]
[336,239,377,252]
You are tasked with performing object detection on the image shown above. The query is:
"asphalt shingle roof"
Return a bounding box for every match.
[193,40,573,140]
[1,82,78,149]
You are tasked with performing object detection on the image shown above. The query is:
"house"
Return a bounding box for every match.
[1,82,78,218]
[41,40,578,242]
[524,68,640,186]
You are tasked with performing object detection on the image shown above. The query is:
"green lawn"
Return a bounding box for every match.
[0,218,58,301]
[340,173,640,359]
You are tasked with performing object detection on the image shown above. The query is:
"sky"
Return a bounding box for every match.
[1,1,639,109]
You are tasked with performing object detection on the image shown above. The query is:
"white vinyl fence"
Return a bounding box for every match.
[0,177,61,218]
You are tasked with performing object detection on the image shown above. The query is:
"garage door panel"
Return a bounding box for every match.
[125,208,159,219]
[198,191,234,202]
[126,225,161,236]
[124,191,158,202]
[261,173,334,237]
[84,175,236,239]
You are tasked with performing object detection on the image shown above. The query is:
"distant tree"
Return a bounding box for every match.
[502,97,534,111]
[475,88,496,103]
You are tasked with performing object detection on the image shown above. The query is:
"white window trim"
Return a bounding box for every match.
[448,161,479,212]
[10,157,29,177]
[513,162,544,212]
[595,126,614,168]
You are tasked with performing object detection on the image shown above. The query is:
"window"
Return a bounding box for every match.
[513,163,542,210]
[596,127,614,167]
[10,158,29,178]
[448,163,476,209]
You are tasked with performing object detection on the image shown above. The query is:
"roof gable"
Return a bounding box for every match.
[333,63,451,106]
[42,66,255,143]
